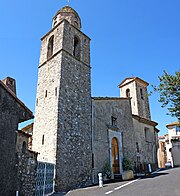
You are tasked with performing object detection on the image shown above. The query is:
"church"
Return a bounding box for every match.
[32,5,159,193]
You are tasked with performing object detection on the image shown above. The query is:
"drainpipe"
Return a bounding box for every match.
[91,100,95,184]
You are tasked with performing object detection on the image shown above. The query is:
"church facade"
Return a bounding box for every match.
[32,6,159,192]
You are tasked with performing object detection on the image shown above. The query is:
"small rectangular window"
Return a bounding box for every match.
[42,135,45,145]
[92,153,94,168]
[45,90,47,98]
[144,127,152,142]
[111,116,117,127]
[140,88,144,99]
[55,87,57,96]
[136,142,139,153]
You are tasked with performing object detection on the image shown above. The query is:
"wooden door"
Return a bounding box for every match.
[112,137,120,174]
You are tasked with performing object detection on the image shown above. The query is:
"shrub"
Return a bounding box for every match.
[122,157,132,171]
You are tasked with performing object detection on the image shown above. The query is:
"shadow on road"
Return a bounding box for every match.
[140,172,169,179]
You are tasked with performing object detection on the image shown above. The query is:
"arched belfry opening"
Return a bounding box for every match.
[126,89,130,98]
[111,137,120,174]
[73,36,81,60]
[47,35,54,59]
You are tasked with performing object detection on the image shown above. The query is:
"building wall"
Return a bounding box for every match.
[165,124,180,167]
[55,50,92,191]
[164,135,173,165]
[157,140,167,168]
[135,82,151,120]
[120,81,138,114]
[16,132,37,196]
[171,140,180,166]
[92,98,136,182]
[0,83,32,195]
[168,126,180,139]
[133,118,158,165]
[32,51,60,164]
[21,123,33,150]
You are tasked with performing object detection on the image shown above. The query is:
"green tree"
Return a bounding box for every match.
[153,70,180,121]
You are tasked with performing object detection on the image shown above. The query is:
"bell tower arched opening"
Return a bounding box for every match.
[73,36,81,60]
[47,35,54,59]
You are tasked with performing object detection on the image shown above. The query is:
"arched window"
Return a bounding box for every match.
[22,141,26,153]
[73,36,80,60]
[126,89,130,98]
[47,35,54,59]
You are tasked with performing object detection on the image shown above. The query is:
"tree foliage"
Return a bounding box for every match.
[153,70,180,121]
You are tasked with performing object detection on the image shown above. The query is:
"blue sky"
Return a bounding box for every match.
[0,0,179,135]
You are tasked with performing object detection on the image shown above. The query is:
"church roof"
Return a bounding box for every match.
[0,79,33,118]
[53,6,80,19]
[166,122,180,128]
[132,114,159,128]
[118,77,149,88]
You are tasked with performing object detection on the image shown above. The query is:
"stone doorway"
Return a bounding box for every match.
[111,137,120,174]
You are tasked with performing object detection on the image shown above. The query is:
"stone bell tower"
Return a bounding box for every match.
[32,6,92,191]
[119,77,151,120]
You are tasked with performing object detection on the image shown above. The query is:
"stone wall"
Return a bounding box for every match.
[55,35,92,191]
[92,98,136,182]
[158,140,167,168]
[133,116,158,165]
[16,129,38,196]
[120,79,151,120]
[32,51,60,163]
[0,80,33,195]
[135,82,151,120]
[16,152,37,196]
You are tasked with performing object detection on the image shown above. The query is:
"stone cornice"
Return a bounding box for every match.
[41,19,90,41]
[132,114,158,127]
[92,97,130,101]
[38,48,91,69]
[118,77,149,88]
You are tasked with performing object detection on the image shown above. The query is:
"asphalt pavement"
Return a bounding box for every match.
[52,167,180,196]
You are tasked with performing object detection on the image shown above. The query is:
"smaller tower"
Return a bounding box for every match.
[119,77,151,120]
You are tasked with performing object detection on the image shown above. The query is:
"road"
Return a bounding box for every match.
[65,167,180,196]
